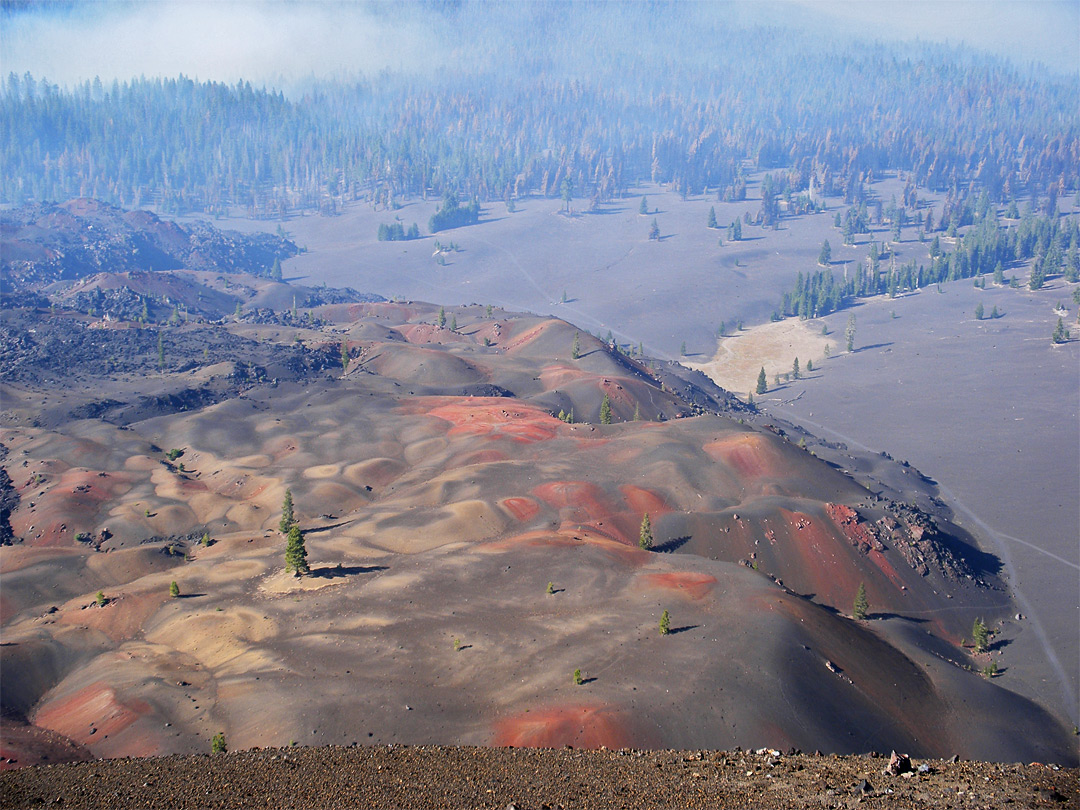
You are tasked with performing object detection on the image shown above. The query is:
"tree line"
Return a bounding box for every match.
[2,19,1075,217]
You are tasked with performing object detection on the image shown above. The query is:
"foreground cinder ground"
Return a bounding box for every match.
[2,745,1077,810]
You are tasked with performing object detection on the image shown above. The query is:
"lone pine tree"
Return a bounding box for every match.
[600,392,612,424]
[659,609,671,636]
[756,367,767,395]
[285,525,310,576]
[639,513,653,550]
[853,582,868,620]
[972,617,989,652]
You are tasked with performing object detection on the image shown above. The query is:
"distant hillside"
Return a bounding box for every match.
[0,198,298,292]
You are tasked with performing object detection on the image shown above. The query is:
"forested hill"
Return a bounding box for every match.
[2,12,1077,217]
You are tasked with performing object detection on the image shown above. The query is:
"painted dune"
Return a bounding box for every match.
[1,302,1074,770]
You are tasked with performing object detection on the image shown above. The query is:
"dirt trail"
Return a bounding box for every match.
[2,746,1076,810]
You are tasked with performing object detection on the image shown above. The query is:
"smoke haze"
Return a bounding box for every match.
[2,0,1076,91]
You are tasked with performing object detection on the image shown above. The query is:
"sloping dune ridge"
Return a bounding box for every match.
[0,293,1075,775]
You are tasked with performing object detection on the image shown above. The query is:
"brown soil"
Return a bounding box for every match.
[1,746,1076,810]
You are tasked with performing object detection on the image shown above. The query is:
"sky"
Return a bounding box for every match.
[1,0,1077,90]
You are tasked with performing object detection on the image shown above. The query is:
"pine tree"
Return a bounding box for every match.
[1052,317,1070,344]
[845,313,857,352]
[853,582,868,620]
[341,339,349,374]
[707,206,718,229]
[990,305,1000,319]
[600,393,612,424]
[573,668,584,685]
[649,218,660,240]
[450,314,457,331]
[546,581,555,595]
[211,732,227,754]
[806,359,813,372]
[271,257,283,281]
[279,488,296,534]
[571,331,581,359]
[972,617,989,652]
[659,609,671,635]
[633,402,641,421]
[437,306,446,328]
[639,196,648,215]
[680,341,687,356]
[818,239,832,266]
[975,302,984,320]
[792,357,800,379]
[756,367,767,394]
[639,513,653,550]
[285,525,310,576]
[169,580,180,598]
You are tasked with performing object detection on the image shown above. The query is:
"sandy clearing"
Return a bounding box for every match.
[686,317,836,397]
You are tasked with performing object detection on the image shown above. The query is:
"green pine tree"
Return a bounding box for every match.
[600,393,612,424]
[639,513,653,550]
[659,609,671,636]
[975,302,984,320]
[271,257,282,281]
[341,339,349,374]
[573,668,584,685]
[707,206,718,228]
[639,196,648,215]
[649,218,660,240]
[792,357,800,379]
[285,525,310,576]
[169,580,180,598]
[437,306,446,328]
[853,582,868,620]
[633,402,641,421]
[818,239,832,266]
[845,313,857,352]
[972,617,989,652]
[571,331,581,360]
[546,581,555,595]
[756,367,767,395]
[279,488,296,534]
[1052,317,1070,344]
[211,732,227,754]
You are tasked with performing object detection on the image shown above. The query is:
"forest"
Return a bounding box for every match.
[2,13,1077,221]
[781,201,1080,319]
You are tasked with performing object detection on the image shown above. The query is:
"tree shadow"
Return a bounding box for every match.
[657,233,677,241]
[311,564,388,579]
[653,535,691,553]
[668,624,700,635]
[580,676,599,684]
[305,520,354,535]
[854,342,893,352]
[176,593,207,599]
[870,612,928,623]
[988,637,1013,653]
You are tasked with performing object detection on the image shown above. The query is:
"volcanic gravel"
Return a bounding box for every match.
[2,745,1076,809]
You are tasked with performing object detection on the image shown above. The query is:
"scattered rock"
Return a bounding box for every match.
[883,751,912,776]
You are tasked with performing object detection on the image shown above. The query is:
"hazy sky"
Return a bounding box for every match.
[2,0,1077,89]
